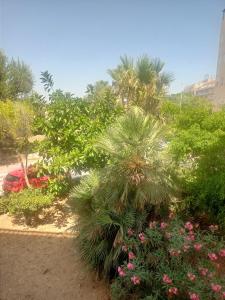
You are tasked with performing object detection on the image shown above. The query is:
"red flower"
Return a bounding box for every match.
[185,222,194,231]
[168,287,178,296]
[131,275,140,285]
[128,251,135,260]
[127,262,135,270]
[127,228,134,236]
[208,253,218,261]
[160,222,168,229]
[183,244,190,252]
[222,292,225,299]
[219,249,225,257]
[211,283,222,293]
[138,232,145,243]
[187,272,196,281]
[117,266,126,277]
[193,243,202,251]
[163,274,173,285]
[189,293,200,300]
[169,249,181,257]
[198,267,208,276]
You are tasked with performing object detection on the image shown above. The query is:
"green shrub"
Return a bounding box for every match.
[70,107,175,278]
[111,217,225,300]
[0,196,10,214]
[7,189,54,225]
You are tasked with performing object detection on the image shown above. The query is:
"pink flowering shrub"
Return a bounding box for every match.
[111,218,225,300]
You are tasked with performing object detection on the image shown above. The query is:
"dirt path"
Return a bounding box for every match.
[0,230,109,300]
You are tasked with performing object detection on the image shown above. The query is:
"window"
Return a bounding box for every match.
[5,175,19,182]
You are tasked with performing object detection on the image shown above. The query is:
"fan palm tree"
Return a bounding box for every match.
[108,55,173,113]
[70,107,174,277]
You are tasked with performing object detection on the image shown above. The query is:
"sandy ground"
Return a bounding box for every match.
[0,230,109,300]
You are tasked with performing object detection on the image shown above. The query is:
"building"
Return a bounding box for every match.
[183,9,225,105]
[184,77,216,100]
[214,9,225,106]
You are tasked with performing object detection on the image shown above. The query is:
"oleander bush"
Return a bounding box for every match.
[111,217,225,300]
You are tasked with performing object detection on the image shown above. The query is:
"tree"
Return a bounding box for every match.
[109,55,173,113]
[0,51,8,99]
[40,70,54,93]
[0,100,34,186]
[0,50,34,99]
[71,107,174,277]
[7,59,33,98]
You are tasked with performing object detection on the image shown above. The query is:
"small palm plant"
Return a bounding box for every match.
[70,107,174,278]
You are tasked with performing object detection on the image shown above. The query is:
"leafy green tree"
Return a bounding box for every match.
[0,50,33,99]
[38,91,122,195]
[109,55,173,113]
[0,50,8,99]
[70,107,174,277]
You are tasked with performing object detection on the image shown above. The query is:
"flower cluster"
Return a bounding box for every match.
[112,219,225,300]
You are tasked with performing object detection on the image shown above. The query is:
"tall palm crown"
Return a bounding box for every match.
[108,55,173,113]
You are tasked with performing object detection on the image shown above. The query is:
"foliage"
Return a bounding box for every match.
[161,96,225,224]
[38,91,122,182]
[6,189,53,225]
[0,100,16,150]
[109,55,173,113]
[0,50,33,99]
[70,107,174,277]
[111,217,225,300]
[40,70,54,93]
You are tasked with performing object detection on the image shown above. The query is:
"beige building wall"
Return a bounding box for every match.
[214,9,225,105]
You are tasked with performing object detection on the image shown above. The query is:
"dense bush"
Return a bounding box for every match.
[161,97,225,224]
[70,107,174,277]
[6,189,54,225]
[111,217,225,300]
[38,90,122,196]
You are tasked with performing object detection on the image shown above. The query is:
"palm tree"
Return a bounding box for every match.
[108,55,173,113]
[70,107,174,277]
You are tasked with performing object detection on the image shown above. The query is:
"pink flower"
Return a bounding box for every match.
[122,245,128,252]
[163,274,173,285]
[127,262,135,270]
[209,225,219,232]
[211,283,222,293]
[169,249,181,257]
[183,244,190,252]
[208,253,218,261]
[138,232,145,243]
[127,228,134,236]
[117,266,126,277]
[219,249,225,257]
[149,221,157,229]
[128,251,136,260]
[199,267,208,276]
[131,275,140,285]
[160,222,168,229]
[222,292,225,299]
[187,272,196,281]
[187,235,195,241]
[185,222,194,231]
[194,243,202,251]
[189,293,200,300]
[168,287,178,295]
[165,232,172,239]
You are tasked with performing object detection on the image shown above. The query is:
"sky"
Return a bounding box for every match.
[0,0,224,96]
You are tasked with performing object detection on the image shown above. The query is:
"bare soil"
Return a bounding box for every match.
[0,230,109,300]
